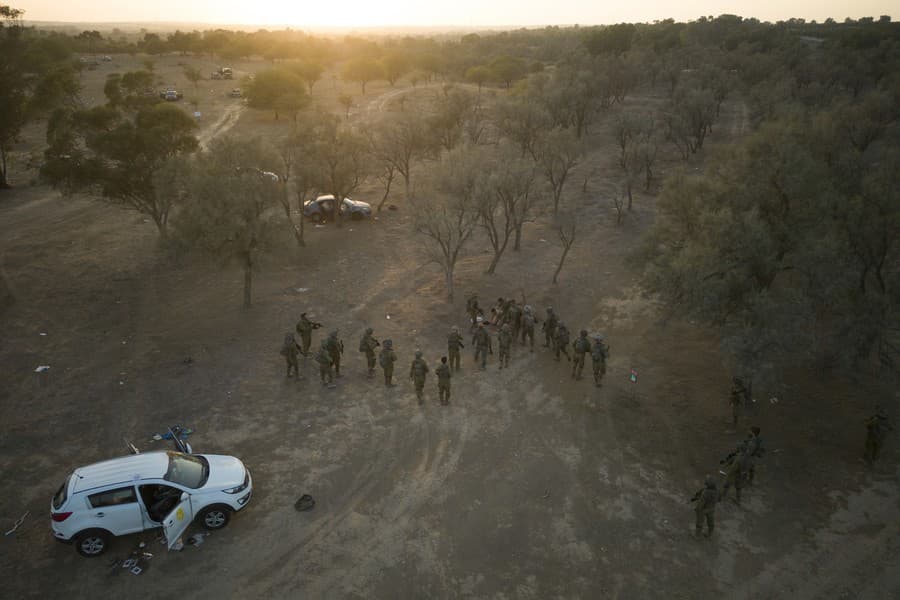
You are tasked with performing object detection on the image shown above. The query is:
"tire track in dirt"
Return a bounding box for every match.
[197,102,245,150]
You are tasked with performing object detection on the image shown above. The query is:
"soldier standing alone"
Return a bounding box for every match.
[409,350,430,404]
[447,326,465,372]
[359,327,380,378]
[572,330,592,380]
[521,305,537,351]
[729,377,748,427]
[864,408,892,464]
[325,330,344,378]
[498,324,512,370]
[591,334,609,387]
[472,322,492,370]
[436,356,451,406]
[379,339,397,387]
[693,476,719,538]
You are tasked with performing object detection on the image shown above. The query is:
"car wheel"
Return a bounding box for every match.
[199,505,231,530]
[311,213,324,224]
[75,529,111,557]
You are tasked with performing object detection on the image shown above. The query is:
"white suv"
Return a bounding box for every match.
[50,451,252,557]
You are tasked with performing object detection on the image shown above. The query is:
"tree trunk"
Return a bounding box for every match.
[243,254,253,308]
[627,180,633,211]
[552,245,571,284]
[0,145,9,188]
[280,191,304,246]
[513,223,523,251]
[445,266,454,300]
[377,170,394,212]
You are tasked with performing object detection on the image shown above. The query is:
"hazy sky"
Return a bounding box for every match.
[13,0,895,27]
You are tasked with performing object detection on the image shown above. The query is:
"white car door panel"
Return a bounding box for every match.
[162,493,194,549]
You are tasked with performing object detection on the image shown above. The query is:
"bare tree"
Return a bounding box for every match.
[367,110,431,200]
[611,188,626,225]
[278,128,320,246]
[412,147,483,299]
[533,126,582,215]
[552,213,578,284]
[308,112,367,227]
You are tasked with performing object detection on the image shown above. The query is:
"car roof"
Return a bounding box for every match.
[71,452,170,493]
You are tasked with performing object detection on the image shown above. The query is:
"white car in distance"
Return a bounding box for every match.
[50,451,252,557]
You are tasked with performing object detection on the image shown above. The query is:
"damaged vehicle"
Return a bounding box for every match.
[50,451,252,557]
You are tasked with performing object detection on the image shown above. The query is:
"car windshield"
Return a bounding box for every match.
[163,452,209,489]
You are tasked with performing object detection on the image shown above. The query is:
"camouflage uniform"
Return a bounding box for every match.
[521,305,536,351]
[694,476,719,538]
[436,358,451,405]
[543,307,558,348]
[498,324,513,369]
[379,339,397,387]
[729,377,747,426]
[591,335,609,387]
[745,427,765,485]
[472,324,492,369]
[325,330,344,378]
[506,301,522,341]
[721,444,751,504]
[280,333,301,378]
[554,322,571,362]
[409,351,429,404]
[864,410,892,463]
[295,313,320,356]
[315,341,334,385]
[447,326,465,372]
[466,295,482,330]
[359,328,380,377]
[571,330,591,379]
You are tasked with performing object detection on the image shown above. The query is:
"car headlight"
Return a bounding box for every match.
[224,471,250,494]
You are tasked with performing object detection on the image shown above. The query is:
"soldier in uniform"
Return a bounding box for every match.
[591,334,609,387]
[498,324,513,370]
[521,305,537,351]
[864,408,892,464]
[729,377,748,427]
[472,322,493,370]
[506,300,522,341]
[721,442,751,504]
[571,329,592,379]
[280,333,301,378]
[409,350,430,404]
[554,321,571,362]
[379,339,397,387]
[435,356,452,406]
[466,295,482,330]
[693,476,719,538]
[295,312,322,356]
[315,340,334,386]
[325,330,344,378]
[359,327,380,378]
[447,326,465,372]
[745,426,765,485]
[542,307,558,348]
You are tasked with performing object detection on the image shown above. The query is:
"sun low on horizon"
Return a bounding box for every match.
[11,0,897,28]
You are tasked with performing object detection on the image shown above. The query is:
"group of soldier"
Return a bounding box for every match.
[692,424,766,539]
[277,293,611,406]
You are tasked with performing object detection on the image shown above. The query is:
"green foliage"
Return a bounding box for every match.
[174,137,282,307]
[42,103,198,235]
[584,23,636,56]
[244,68,309,121]
[380,52,410,86]
[488,55,527,88]
[342,57,384,94]
[465,65,491,90]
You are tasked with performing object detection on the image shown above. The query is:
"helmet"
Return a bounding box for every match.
[383,339,392,348]
[365,327,373,334]
[580,329,587,337]
[594,333,604,341]
[451,325,458,333]
[329,329,338,338]
[524,304,532,313]
[415,350,423,358]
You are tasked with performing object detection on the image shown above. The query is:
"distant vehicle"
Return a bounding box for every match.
[51,451,252,557]
[230,88,242,98]
[211,71,222,80]
[220,67,233,79]
[160,88,183,101]
[303,195,372,223]
[101,55,112,62]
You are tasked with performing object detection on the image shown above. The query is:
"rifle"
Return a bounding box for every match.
[310,321,323,330]
[689,488,702,503]
[719,450,738,465]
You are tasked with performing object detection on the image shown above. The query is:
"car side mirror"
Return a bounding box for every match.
[181,492,189,502]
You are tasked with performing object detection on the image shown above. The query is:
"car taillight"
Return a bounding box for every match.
[51,512,73,522]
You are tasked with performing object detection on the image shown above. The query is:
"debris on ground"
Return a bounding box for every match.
[295,494,316,512]
[4,511,29,536]
[34,365,50,373]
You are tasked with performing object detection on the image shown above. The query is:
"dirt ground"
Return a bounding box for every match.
[0,54,898,600]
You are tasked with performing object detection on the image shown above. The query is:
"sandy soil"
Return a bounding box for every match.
[0,55,897,600]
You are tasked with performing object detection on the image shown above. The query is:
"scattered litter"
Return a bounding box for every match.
[295,494,316,512]
[348,228,353,232]
[769,397,779,404]
[187,533,208,546]
[119,381,125,386]
[539,238,547,242]
[314,224,325,228]
[386,315,391,319]
[122,340,127,345]
[295,287,309,293]
[39,332,47,336]
[171,540,184,551]
[4,511,29,535]
[34,365,50,373]
[183,357,193,365]
[718,470,727,475]
[139,542,146,549]
[542,488,550,499]
[387,204,398,211]
[122,558,137,569]
[130,566,143,575]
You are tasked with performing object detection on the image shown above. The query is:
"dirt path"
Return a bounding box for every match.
[197,101,245,149]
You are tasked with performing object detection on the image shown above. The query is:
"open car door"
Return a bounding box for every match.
[162,493,194,550]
